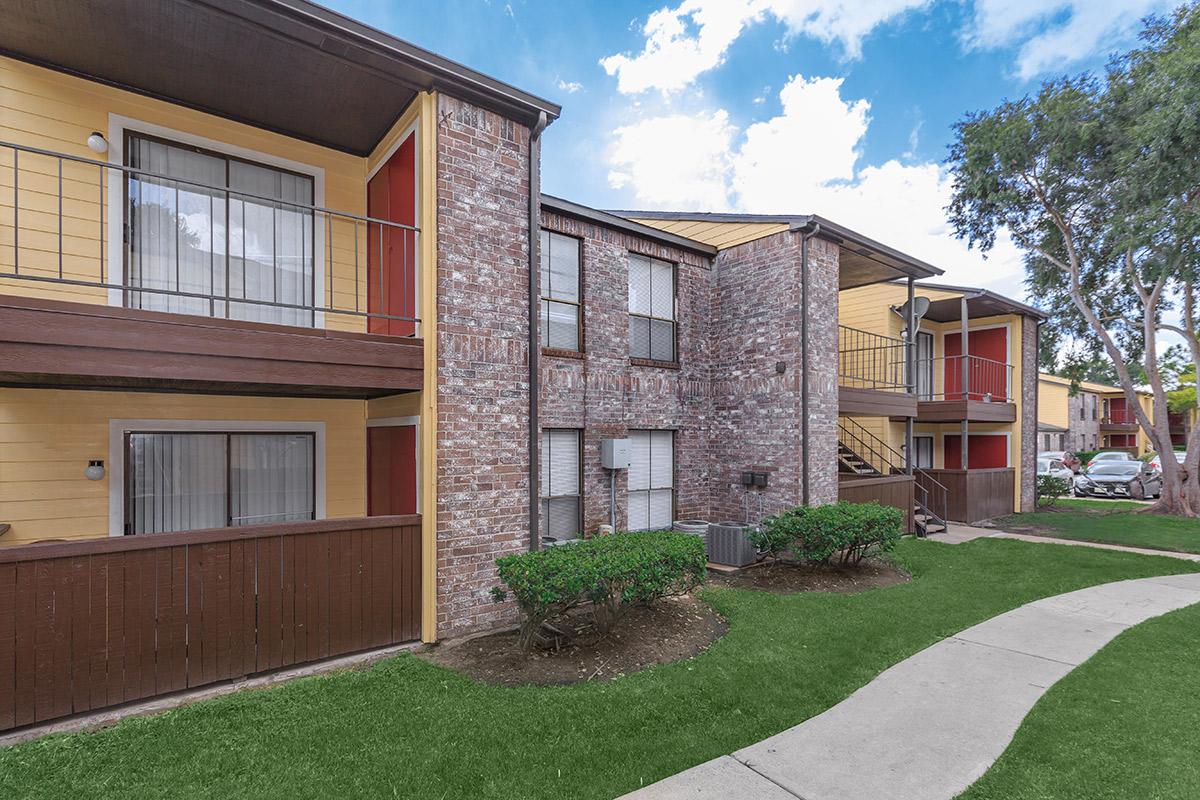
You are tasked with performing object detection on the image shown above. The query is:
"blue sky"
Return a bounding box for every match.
[327,0,1175,297]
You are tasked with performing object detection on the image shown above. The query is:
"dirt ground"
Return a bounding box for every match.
[706,557,910,594]
[418,593,727,687]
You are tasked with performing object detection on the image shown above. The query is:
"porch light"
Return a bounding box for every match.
[85,460,106,481]
[86,132,108,153]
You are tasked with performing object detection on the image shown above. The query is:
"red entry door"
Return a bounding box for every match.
[367,133,418,336]
[367,425,418,515]
[943,434,1008,469]
[944,328,1008,401]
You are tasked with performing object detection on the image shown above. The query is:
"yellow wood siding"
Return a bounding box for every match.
[625,218,790,248]
[1038,379,1070,430]
[0,388,366,546]
[0,57,430,334]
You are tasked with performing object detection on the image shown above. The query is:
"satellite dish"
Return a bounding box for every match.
[893,296,931,328]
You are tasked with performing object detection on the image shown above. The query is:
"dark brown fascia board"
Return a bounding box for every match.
[891,279,1049,320]
[257,0,561,128]
[542,196,718,257]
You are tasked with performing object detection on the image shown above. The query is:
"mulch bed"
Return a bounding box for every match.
[707,558,910,594]
[418,594,728,687]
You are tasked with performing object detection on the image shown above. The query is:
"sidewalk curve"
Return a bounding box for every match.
[619,572,1200,800]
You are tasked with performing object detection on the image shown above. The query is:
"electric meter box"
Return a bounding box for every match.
[600,438,631,470]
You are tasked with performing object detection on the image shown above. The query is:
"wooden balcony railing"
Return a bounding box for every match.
[0,515,421,733]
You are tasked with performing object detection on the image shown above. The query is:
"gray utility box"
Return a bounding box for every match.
[707,522,757,567]
[600,438,631,469]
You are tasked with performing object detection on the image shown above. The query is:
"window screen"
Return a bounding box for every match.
[540,230,582,351]
[628,254,675,362]
[540,429,582,541]
[628,430,673,531]
[126,431,315,534]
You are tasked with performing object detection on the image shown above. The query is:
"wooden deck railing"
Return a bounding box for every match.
[0,515,421,733]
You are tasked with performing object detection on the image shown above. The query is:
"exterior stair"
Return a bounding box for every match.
[838,418,949,537]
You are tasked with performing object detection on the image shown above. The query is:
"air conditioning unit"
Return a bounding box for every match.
[707,521,757,567]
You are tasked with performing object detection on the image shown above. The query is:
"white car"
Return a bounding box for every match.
[1037,458,1074,481]
[1149,451,1186,473]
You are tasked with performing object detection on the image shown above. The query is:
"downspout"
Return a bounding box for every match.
[528,110,548,550]
[798,220,821,506]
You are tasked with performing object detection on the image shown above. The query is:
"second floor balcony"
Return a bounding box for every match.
[0,140,423,398]
[837,324,1017,422]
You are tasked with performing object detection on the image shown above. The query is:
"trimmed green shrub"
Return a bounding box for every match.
[1036,474,1071,508]
[492,531,706,651]
[748,513,796,559]
[757,502,903,567]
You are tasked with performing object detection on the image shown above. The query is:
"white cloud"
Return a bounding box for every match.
[966,0,1176,79]
[556,79,583,94]
[600,0,930,94]
[607,110,737,210]
[607,75,1027,297]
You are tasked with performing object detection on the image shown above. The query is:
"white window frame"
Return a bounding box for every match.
[108,419,326,536]
[627,430,675,531]
[628,253,677,362]
[106,114,327,326]
[540,230,583,352]
[541,428,583,542]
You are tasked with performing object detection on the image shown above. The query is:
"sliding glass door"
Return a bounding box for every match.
[126,431,315,534]
[124,133,315,326]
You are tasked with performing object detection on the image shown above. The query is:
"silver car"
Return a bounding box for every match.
[1074,462,1162,499]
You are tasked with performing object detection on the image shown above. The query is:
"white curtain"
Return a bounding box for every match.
[126,134,314,326]
[127,433,227,534]
[230,434,315,526]
[126,432,314,533]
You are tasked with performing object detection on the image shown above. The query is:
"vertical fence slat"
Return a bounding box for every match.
[13,563,36,728]
[87,555,109,711]
[257,536,281,672]
[0,563,15,730]
[48,559,73,720]
[280,535,296,667]
[104,554,125,708]
[350,529,364,653]
[240,539,258,678]
[159,546,187,694]
[68,557,91,714]
[33,561,56,722]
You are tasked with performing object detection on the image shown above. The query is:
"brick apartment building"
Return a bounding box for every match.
[0,0,1037,733]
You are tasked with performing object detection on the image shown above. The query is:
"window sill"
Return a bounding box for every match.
[630,358,680,370]
[541,347,584,360]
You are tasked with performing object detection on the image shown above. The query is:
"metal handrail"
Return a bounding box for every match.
[838,324,910,392]
[1,139,420,332]
[838,417,948,531]
[915,355,1014,402]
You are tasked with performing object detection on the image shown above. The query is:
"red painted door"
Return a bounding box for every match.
[944,328,1008,401]
[1107,397,1130,424]
[367,133,418,336]
[368,425,418,515]
[943,434,1008,469]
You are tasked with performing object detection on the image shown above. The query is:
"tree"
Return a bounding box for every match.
[947,5,1200,514]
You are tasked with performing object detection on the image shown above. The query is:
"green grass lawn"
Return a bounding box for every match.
[1053,498,1150,512]
[998,505,1200,554]
[1,539,1196,800]
[960,600,1200,800]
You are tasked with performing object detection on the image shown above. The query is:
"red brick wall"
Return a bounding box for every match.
[539,210,714,533]
[435,96,532,637]
[537,215,841,536]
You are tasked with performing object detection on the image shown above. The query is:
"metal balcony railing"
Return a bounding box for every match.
[838,325,909,392]
[1101,413,1137,426]
[916,355,1014,403]
[0,140,420,335]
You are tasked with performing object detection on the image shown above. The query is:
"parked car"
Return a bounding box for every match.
[1074,461,1162,499]
[1039,450,1082,472]
[1086,451,1137,470]
[1037,457,1075,481]
[1148,451,1186,473]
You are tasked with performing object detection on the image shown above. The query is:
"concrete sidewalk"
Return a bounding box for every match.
[930,523,1200,562]
[619,572,1200,800]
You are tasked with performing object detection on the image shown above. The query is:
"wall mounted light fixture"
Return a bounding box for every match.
[85,460,106,481]
[86,132,108,153]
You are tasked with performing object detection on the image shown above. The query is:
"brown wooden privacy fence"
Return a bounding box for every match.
[838,474,915,533]
[0,515,421,733]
